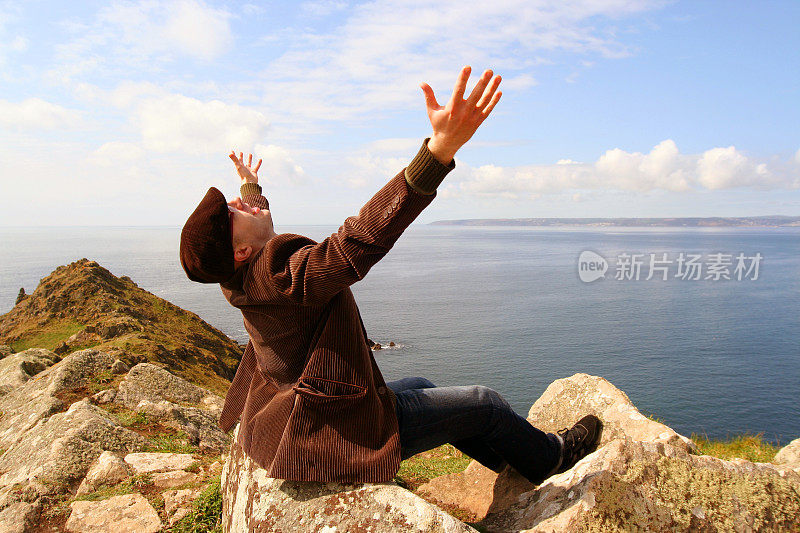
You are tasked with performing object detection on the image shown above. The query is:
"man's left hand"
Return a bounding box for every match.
[229,151,262,185]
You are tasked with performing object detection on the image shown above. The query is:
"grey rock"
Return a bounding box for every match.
[76,450,133,496]
[0,350,146,527]
[479,439,800,532]
[91,389,116,404]
[0,348,60,396]
[0,398,146,490]
[115,363,229,452]
[418,372,695,520]
[221,423,476,532]
[124,452,198,474]
[14,288,27,306]
[116,362,222,408]
[163,487,201,517]
[110,359,129,375]
[65,493,163,533]
[774,437,800,473]
[151,470,198,489]
[0,500,41,533]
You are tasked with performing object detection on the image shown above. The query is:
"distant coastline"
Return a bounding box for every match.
[429,216,800,228]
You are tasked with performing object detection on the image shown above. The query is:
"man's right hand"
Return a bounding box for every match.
[421,66,502,165]
[229,151,262,186]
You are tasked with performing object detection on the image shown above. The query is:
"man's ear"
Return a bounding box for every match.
[233,244,253,263]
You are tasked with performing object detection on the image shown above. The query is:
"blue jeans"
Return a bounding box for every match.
[387,376,562,485]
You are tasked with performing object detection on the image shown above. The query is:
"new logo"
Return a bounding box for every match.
[578,251,608,282]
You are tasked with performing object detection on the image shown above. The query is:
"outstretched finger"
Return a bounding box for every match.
[420,83,441,111]
[477,75,502,109]
[466,69,493,106]
[248,153,252,167]
[254,159,262,173]
[481,91,502,118]
[229,151,241,166]
[450,65,471,105]
[239,152,243,163]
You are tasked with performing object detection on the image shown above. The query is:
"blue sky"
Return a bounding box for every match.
[1,0,798,226]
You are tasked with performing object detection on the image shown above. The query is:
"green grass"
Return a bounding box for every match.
[73,473,154,502]
[394,443,472,491]
[88,369,116,393]
[168,476,223,533]
[9,319,83,352]
[691,432,780,463]
[144,431,199,454]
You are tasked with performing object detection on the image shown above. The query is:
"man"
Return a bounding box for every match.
[180,66,602,484]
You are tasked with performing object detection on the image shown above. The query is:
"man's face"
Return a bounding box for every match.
[227,197,275,257]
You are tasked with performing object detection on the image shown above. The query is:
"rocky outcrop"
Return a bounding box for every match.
[0,259,244,396]
[124,451,198,474]
[0,347,60,395]
[221,423,476,532]
[76,450,134,496]
[14,288,26,306]
[479,439,800,532]
[417,373,694,520]
[114,363,229,452]
[65,493,163,533]
[526,373,694,450]
[0,349,152,530]
[774,437,800,473]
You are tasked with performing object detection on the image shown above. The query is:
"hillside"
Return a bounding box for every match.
[0,259,242,396]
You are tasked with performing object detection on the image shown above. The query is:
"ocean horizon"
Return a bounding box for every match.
[1,224,798,446]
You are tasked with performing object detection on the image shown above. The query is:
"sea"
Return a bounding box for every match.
[1,225,798,445]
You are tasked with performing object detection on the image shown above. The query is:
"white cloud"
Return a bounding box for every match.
[0,98,82,129]
[252,143,308,186]
[254,0,664,122]
[301,1,349,17]
[52,0,232,82]
[86,141,146,165]
[98,0,232,61]
[435,140,800,199]
[135,94,270,154]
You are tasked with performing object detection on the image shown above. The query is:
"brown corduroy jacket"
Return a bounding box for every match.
[216,139,455,482]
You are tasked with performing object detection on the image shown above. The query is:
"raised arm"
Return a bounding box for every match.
[241,66,502,307]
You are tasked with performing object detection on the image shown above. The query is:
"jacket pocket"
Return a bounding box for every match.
[292,376,367,409]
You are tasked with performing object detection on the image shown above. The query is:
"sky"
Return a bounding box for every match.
[0,0,798,226]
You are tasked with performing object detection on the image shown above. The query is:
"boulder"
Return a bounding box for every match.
[418,372,694,520]
[14,288,27,306]
[0,398,146,490]
[0,349,146,527]
[163,487,202,524]
[0,348,60,395]
[65,493,163,533]
[110,358,129,374]
[91,389,116,404]
[478,439,800,532]
[115,363,229,452]
[0,500,41,533]
[221,423,477,532]
[151,470,198,489]
[124,452,198,474]
[774,437,800,473]
[526,373,694,450]
[76,450,134,496]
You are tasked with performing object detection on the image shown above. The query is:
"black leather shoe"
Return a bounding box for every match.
[554,415,603,474]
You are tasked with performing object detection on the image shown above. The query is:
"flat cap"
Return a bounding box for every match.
[180,187,235,283]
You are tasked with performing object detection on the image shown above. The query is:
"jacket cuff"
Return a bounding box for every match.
[240,182,262,197]
[404,138,456,195]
